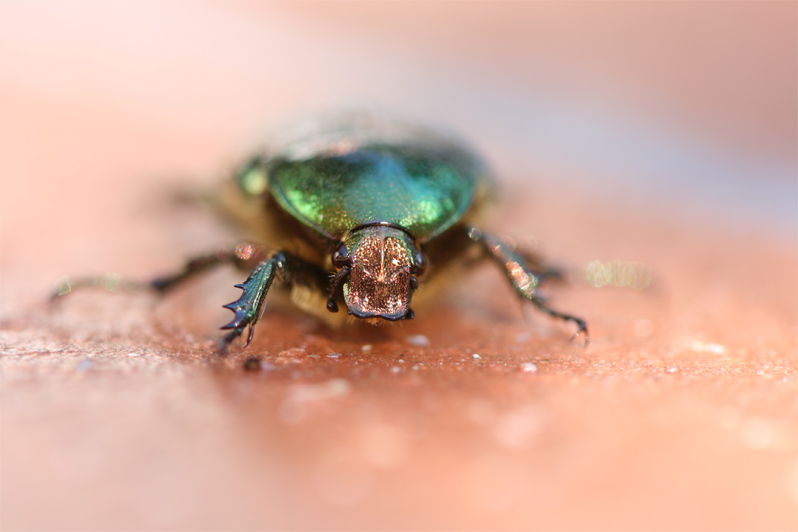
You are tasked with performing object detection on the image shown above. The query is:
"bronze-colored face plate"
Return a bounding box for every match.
[343,227,413,320]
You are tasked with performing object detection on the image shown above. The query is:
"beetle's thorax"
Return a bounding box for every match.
[340,226,418,321]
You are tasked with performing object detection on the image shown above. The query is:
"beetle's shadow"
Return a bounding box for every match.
[298,312,421,345]
[300,296,520,347]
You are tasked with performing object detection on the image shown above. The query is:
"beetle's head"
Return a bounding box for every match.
[327,224,426,322]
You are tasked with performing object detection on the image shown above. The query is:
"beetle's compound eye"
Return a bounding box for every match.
[411,250,427,277]
[332,244,350,268]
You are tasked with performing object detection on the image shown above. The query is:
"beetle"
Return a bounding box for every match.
[55,110,587,351]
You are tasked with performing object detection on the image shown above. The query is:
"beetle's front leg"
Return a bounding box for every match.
[468,227,588,345]
[219,251,327,352]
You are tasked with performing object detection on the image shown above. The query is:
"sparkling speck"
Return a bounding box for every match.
[291,379,351,403]
[407,335,430,347]
[279,347,306,357]
[472,353,481,360]
[690,340,726,354]
[515,333,530,344]
[519,362,537,373]
[390,366,402,374]
[327,352,341,359]
[361,344,372,353]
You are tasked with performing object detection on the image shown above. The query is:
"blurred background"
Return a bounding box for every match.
[1,2,796,530]
[2,3,795,286]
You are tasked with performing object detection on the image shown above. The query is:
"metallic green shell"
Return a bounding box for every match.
[259,114,493,242]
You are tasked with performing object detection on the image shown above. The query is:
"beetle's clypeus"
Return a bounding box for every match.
[54,111,587,351]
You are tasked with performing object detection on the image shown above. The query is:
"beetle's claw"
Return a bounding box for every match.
[220,307,257,351]
[326,297,339,313]
[217,321,256,353]
[245,325,256,347]
[567,320,589,348]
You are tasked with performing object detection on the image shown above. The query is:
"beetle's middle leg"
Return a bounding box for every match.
[148,250,243,293]
[467,227,588,345]
[219,251,328,352]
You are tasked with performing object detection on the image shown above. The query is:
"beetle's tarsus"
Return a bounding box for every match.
[533,303,589,348]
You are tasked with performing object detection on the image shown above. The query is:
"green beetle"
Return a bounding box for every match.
[57,111,587,350]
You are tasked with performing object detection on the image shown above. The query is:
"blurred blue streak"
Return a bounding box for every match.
[398,78,797,242]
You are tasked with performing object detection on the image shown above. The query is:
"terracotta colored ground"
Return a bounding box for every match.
[1,2,796,530]
[3,176,796,530]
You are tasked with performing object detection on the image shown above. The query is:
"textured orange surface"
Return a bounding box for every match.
[3,179,795,529]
